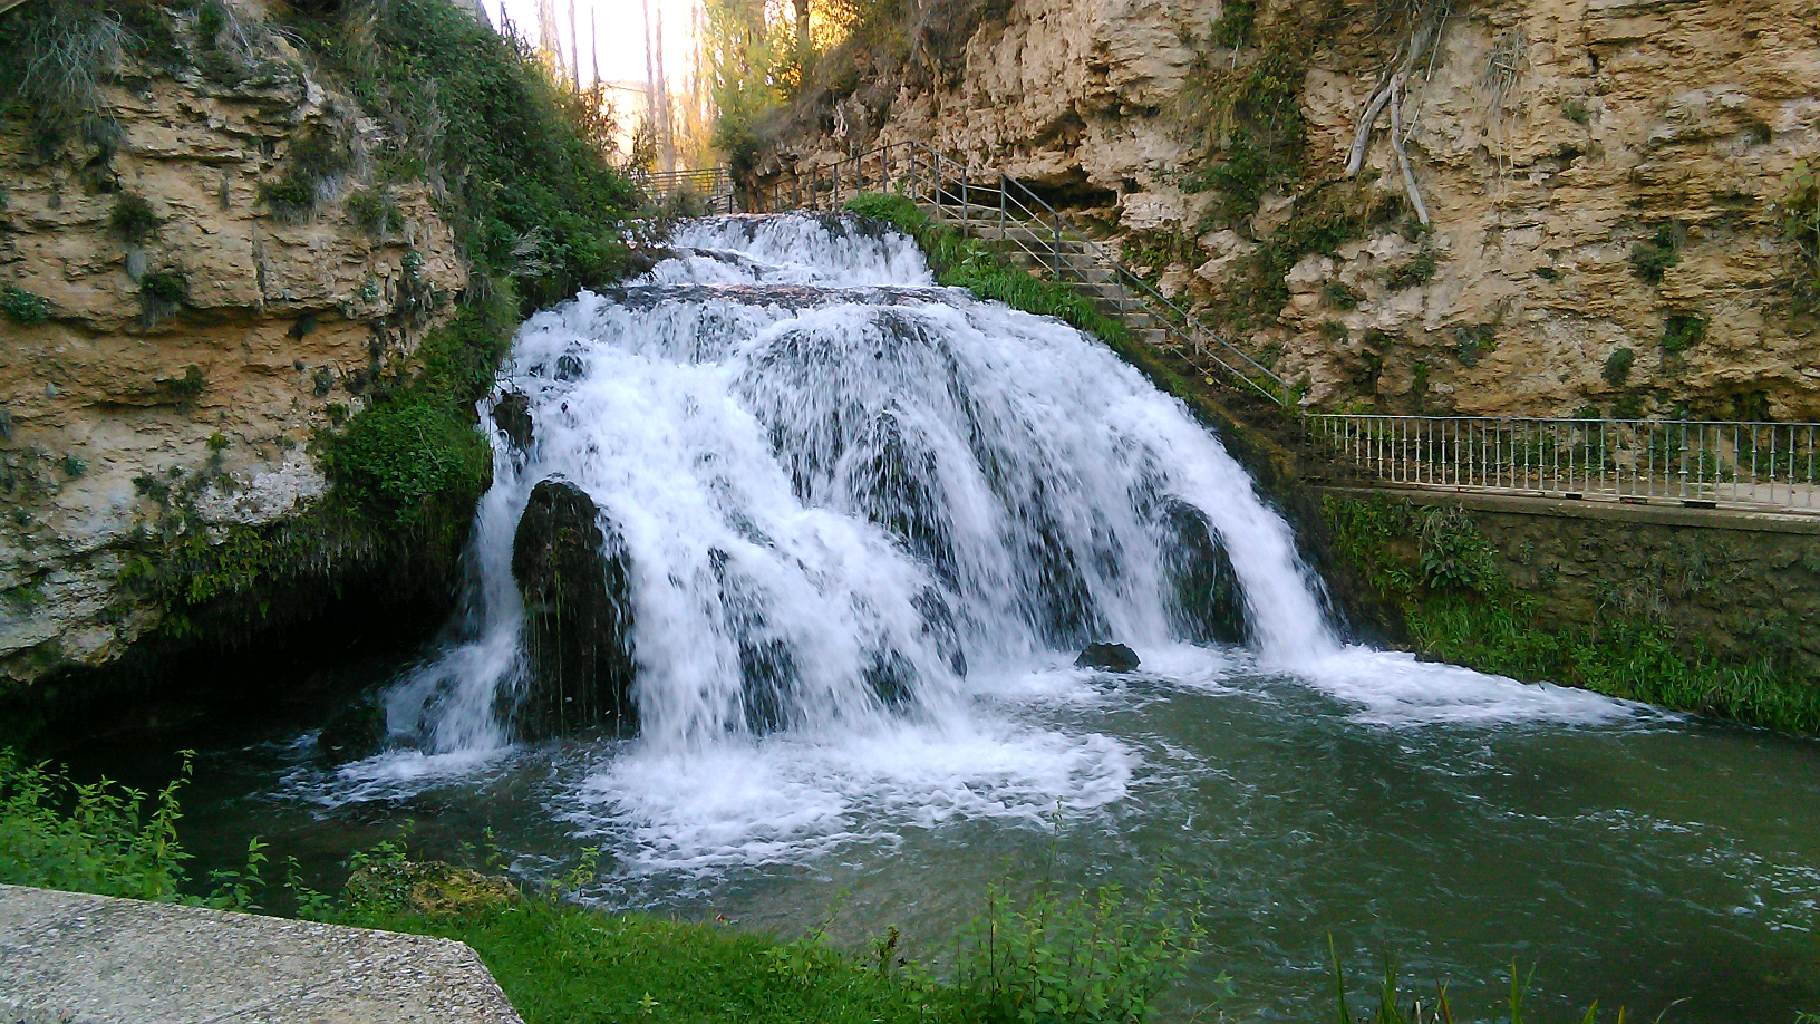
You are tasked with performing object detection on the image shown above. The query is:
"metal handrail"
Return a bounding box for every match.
[1307,413,1820,514]
[632,166,736,214]
[753,140,1293,406]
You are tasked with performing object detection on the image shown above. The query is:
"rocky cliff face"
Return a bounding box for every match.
[0,21,466,686]
[767,0,1819,418]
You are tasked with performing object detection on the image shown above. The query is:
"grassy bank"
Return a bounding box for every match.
[1322,494,1820,735]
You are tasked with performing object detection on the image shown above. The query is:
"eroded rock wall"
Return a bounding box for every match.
[0,26,466,685]
[768,0,1819,418]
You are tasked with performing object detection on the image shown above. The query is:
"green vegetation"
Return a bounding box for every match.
[0,283,52,324]
[1383,251,1437,290]
[1662,313,1705,354]
[1562,98,1591,126]
[0,747,189,901]
[110,192,159,242]
[286,0,639,307]
[1322,494,1820,735]
[1601,347,1634,387]
[139,269,186,304]
[3,751,1216,1024]
[845,193,1132,344]
[1776,160,1819,316]
[1628,223,1683,285]
[1208,0,1257,49]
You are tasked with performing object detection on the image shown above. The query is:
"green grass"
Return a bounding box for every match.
[335,899,967,1024]
[1322,494,1820,735]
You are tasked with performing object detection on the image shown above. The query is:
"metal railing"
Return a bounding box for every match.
[1307,414,1820,513]
[631,166,736,214]
[751,140,1293,405]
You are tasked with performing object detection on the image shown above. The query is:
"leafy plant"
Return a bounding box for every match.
[1775,161,1819,315]
[956,873,1213,1024]
[1324,280,1363,309]
[1209,0,1257,48]
[1562,98,1590,125]
[140,269,187,304]
[1662,313,1705,353]
[0,748,191,901]
[1601,347,1635,386]
[1383,251,1437,290]
[110,192,159,242]
[1,284,52,324]
[1628,223,1683,285]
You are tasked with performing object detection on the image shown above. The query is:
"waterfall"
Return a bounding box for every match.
[382,212,1339,753]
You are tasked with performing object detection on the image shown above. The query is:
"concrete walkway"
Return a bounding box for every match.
[0,884,523,1024]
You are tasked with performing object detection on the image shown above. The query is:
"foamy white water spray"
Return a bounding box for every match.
[348,212,1640,868]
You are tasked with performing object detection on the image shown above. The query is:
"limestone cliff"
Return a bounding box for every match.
[764,0,1819,419]
[0,11,466,687]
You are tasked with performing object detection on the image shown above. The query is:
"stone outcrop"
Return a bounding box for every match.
[0,17,466,686]
[506,478,637,739]
[765,0,1819,419]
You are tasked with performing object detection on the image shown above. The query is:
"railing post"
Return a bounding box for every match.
[1052,212,1062,278]
[999,173,1007,238]
[961,164,969,222]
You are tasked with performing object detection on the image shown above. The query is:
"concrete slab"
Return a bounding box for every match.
[0,884,523,1024]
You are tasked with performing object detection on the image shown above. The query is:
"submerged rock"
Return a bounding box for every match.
[1160,499,1248,645]
[1076,642,1141,672]
[317,691,388,763]
[507,478,637,739]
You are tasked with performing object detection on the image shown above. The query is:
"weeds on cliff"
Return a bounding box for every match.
[1775,161,1820,317]
[1628,224,1683,285]
[284,0,637,306]
[0,284,52,324]
[110,191,159,242]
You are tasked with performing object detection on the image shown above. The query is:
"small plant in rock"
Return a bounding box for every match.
[0,284,51,324]
[1209,0,1256,47]
[61,454,87,477]
[109,192,159,242]
[1562,98,1591,125]
[1662,313,1706,354]
[1384,250,1438,290]
[346,188,404,235]
[1775,160,1820,315]
[1602,347,1635,386]
[1629,223,1684,285]
[1324,280,1364,309]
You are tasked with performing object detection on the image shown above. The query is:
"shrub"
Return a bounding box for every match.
[140,269,187,304]
[1776,161,1819,315]
[1,284,52,324]
[1209,0,1256,48]
[1628,223,1683,285]
[1383,250,1437,290]
[0,748,190,901]
[346,188,404,235]
[110,192,159,242]
[1323,280,1363,309]
[1562,98,1590,125]
[957,873,1212,1024]
[1662,313,1705,353]
[1602,347,1635,386]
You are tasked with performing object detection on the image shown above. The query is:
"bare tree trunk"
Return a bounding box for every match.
[654,0,673,172]
[794,0,813,81]
[567,0,580,95]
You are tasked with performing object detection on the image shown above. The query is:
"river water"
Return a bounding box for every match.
[146,215,1817,1020]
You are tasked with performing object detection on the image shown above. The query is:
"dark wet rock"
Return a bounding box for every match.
[555,354,585,380]
[706,547,800,733]
[507,478,637,739]
[1075,642,1141,672]
[492,391,533,449]
[1160,499,1248,645]
[318,691,388,762]
[622,245,678,277]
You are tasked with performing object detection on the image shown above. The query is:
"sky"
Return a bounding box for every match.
[486,0,699,91]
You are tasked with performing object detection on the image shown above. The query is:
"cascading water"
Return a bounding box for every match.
[357,211,1636,867]
[389,213,1336,752]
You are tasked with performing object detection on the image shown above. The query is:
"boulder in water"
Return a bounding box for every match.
[1160,499,1248,645]
[1076,642,1141,672]
[507,478,637,739]
[492,391,533,449]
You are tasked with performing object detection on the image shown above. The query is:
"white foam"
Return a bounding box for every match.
[1286,645,1655,727]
